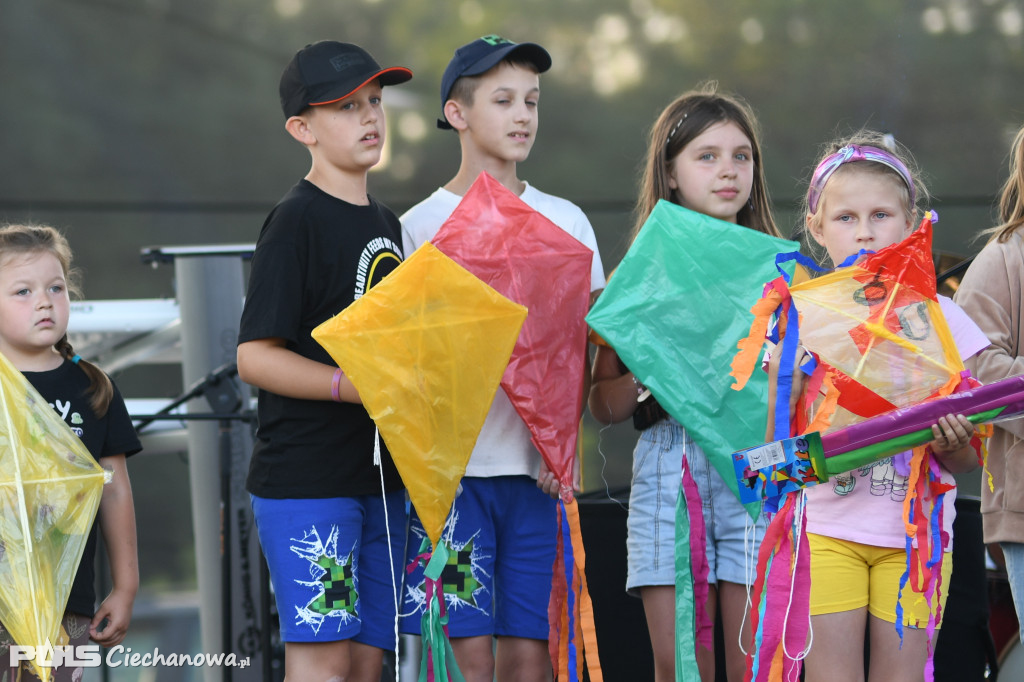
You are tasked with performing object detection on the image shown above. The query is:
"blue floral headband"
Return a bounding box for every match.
[807,144,916,214]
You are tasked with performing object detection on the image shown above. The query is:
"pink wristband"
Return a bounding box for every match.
[331,368,343,403]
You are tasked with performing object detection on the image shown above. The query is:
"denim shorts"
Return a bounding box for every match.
[250,491,406,648]
[626,419,765,594]
[1002,541,1024,643]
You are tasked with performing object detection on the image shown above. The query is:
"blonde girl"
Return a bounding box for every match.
[784,132,987,682]
[0,224,140,682]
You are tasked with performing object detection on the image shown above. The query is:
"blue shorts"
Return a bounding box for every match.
[251,492,406,648]
[399,476,556,640]
[626,419,765,594]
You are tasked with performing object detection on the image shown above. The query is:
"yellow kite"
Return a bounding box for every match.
[312,242,526,547]
[0,351,107,682]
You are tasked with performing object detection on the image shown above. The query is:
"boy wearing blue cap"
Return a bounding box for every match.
[400,35,606,682]
[237,41,411,681]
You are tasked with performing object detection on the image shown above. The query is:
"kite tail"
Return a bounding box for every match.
[803,369,838,436]
[731,283,788,391]
[895,446,953,682]
[966,419,995,492]
[549,498,602,681]
[675,461,712,682]
[745,492,810,682]
[415,543,466,682]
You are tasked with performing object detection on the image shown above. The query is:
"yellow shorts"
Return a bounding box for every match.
[808,533,951,628]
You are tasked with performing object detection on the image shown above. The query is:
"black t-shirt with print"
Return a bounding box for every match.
[22,360,142,617]
[239,180,404,498]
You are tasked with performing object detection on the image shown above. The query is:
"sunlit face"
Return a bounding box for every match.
[668,120,754,223]
[455,63,540,164]
[0,252,70,369]
[808,167,913,266]
[303,81,387,174]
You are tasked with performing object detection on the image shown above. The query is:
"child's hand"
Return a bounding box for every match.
[929,413,979,474]
[89,588,135,647]
[929,413,974,454]
[536,461,563,500]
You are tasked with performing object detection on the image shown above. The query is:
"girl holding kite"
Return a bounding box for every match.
[589,83,780,682]
[774,131,987,682]
[954,122,1024,647]
[0,224,141,681]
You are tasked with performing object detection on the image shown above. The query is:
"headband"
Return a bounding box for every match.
[806,144,916,214]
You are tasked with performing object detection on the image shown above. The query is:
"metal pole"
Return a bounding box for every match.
[173,254,260,681]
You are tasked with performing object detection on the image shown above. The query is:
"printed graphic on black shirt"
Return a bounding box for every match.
[50,397,85,437]
[354,236,401,300]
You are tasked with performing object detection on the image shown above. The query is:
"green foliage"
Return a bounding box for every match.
[4,0,1024,541]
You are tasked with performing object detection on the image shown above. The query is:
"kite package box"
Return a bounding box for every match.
[733,432,827,504]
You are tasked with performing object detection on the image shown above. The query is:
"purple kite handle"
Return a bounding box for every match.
[821,375,1024,458]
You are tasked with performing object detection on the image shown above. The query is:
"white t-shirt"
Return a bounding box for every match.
[401,183,606,478]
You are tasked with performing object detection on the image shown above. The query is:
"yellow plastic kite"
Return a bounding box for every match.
[312,241,526,548]
[0,351,107,682]
[313,243,526,681]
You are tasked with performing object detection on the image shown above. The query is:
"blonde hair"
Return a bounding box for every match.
[0,224,114,417]
[984,124,1024,243]
[800,130,927,257]
[630,82,780,244]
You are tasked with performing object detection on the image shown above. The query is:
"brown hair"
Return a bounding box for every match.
[630,82,780,243]
[984,124,1024,243]
[0,224,114,417]
[447,56,541,109]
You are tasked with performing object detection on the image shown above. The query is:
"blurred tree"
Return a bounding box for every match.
[4,0,1024,578]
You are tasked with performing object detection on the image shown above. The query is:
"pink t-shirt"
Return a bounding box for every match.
[805,296,991,550]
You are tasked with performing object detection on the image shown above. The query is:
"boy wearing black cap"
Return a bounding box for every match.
[237,41,411,681]
[400,35,605,682]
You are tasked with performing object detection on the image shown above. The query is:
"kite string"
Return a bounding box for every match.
[375,427,401,682]
[593,405,628,511]
[738,504,765,657]
[780,491,812,667]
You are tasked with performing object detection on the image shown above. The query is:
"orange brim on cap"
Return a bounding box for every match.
[309,66,413,107]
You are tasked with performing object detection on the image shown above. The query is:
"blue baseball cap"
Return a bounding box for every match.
[437,35,551,129]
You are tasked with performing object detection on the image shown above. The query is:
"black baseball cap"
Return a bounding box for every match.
[280,41,412,118]
[437,35,551,129]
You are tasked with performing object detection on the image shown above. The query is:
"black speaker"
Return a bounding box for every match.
[934,496,994,681]
[578,492,655,681]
